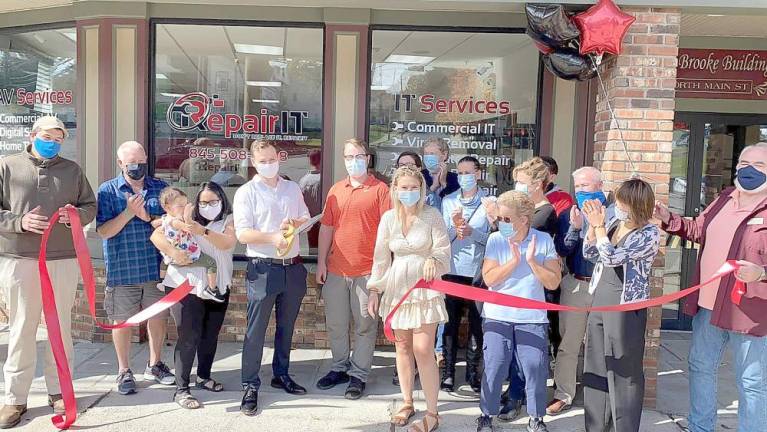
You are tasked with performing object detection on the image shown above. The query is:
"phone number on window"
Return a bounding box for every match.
[188,148,250,161]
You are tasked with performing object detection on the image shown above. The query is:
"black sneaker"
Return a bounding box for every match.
[527,417,549,432]
[344,377,365,400]
[476,415,494,432]
[116,369,136,395]
[392,370,399,386]
[316,371,350,390]
[467,372,482,393]
[240,386,258,416]
[200,285,226,303]
[144,361,176,385]
[440,375,454,392]
[498,398,523,422]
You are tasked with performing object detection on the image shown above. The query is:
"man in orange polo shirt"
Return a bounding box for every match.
[315,138,391,400]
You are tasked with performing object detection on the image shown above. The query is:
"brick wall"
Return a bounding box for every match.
[591,7,680,408]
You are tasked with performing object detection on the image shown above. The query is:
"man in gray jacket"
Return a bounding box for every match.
[0,116,96,429]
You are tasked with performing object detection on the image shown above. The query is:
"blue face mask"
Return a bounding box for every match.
[498,221,516,239]
[423,154,440,171]
[575,190,607,209]
[345,158,367,177]
[458,174,477,191]
[514,182,529,195]
[736,165,767,192]
[398,190,421,207]
[33,137,61,159]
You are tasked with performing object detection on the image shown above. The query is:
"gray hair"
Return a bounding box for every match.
[117,141,146,161]
[572,166,602,182]
[423,136,449,155]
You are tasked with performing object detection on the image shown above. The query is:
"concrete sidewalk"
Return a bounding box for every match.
[0,326,739,431]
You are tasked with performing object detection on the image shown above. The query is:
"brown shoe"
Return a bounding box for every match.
[0,404,27,429]
[546,399,571,415]
[435,352,445,369]
[48,394,65,415]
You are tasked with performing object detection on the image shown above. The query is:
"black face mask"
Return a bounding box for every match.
[125,163,147,181]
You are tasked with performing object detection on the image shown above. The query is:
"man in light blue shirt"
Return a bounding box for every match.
[476,191,561,432]
[440,156,490,393]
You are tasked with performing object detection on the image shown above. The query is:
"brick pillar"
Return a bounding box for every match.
[591,7,680,408]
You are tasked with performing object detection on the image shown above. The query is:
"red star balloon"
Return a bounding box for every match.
[573,0,636,56]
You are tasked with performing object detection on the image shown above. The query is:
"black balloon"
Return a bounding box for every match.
[525,3,580,48]
[542,49,597,81]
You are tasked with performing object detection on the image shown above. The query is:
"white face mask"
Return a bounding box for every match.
[198,203,222,221]
[256,161,279,179]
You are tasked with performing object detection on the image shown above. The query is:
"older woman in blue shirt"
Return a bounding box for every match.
[476,191,561,432]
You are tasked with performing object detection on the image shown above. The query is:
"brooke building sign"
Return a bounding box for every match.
[676,49,767,100]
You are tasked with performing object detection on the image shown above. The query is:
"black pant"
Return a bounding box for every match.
[441,274,483,380]
[241,260,308,389]
[545,288,561,358]
[168,288,230,391]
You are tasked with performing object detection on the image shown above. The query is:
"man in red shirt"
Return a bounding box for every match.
[541,156,574,217]
[315,138,391,400]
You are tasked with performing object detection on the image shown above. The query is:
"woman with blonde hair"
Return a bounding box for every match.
[368,166,451,432]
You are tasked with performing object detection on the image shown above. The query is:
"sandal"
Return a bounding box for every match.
[409,411,439,432]
[391,402,416,426]
[174,390,201,409]
[196,378,224,392]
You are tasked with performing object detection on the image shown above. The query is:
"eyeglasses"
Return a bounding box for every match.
[397,162,417,168]
[343,154,368,161]
[495,216,515,223]
[199,200,221,208]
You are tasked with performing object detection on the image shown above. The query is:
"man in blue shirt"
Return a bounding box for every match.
[547,166,613,415]
[440,156,489,393]
[96,141,175,396]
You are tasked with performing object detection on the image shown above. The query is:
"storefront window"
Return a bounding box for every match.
[0,27,77,160]
[152,23,323,254]
[369,30,540,195]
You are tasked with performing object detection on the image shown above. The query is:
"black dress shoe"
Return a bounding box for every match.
[344,377,365,400]
[316,371,350,390]
[240,386,258,416]
[467,372,482,393]
[271,375,307,395]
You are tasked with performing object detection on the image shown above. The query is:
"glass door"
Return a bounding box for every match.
[663,113,767,330]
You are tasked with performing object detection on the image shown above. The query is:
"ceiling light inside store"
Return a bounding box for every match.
[156,74,169,80]
[161,92,183,98]
[707,14,724,16]
[252,99,279,103]
[60,31,76,42]
[246,81,282,87]
[385,55,435,64]
[371,85,389,91]
[234,44,283,55]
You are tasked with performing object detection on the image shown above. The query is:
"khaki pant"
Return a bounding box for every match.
[552,274,594,405]
[1,257,79,405]
[322,273,378,382]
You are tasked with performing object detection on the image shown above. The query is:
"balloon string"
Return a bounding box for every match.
[593,61,638,178]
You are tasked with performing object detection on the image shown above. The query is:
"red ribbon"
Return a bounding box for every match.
[384,260,742,342]
[39,206,193,429]
[731,279,747,305]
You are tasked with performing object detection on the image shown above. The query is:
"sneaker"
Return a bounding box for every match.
[47,394,65,415]
[344,377,365,400]
[116,369,136,395]
[240,386,258,416]
[144,361,176,385]
[497,398,523,422]
[467,371,482,393]
[199,285,225,303]
[316,371,350,390]
[476,415,494,432]
[440,375,454,392]
[0,404,26,429]
[527,417,549,432]
[546,398,571,415]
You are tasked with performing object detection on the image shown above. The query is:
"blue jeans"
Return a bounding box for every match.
[480,320,548,418]
[688,309,767,432]
[435,323,445,354]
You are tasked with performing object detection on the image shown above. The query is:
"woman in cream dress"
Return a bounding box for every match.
[367,166,451,432]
